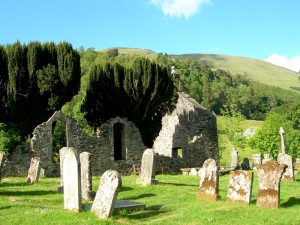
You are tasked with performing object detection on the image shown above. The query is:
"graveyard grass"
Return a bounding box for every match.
[1,173,300,225]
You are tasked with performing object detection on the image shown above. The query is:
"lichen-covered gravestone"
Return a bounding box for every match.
[80,152,94,200]
[27,157,41,184]
[63,147,82,212]
[136,149,157,186]
[227,170,253,204]
[256,160,287,208]
[197,158,219,201]
[91,170,122,219]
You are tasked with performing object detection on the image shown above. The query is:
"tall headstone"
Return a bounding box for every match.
[227,170,253,204]
[252,154,261,167]
[136,149,157,186]
[256,160,286,208]
[63,147,82,212]
[27,157,41,184]
[197,158,219,201]
[230,148,238,168]
[277,127,294,181]
[91,170,122,219]
[80,152,94,200]
[58,147,69,193]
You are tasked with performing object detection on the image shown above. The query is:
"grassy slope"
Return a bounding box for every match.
[1,174,300,225]
[99,47,158,60]
[172,54,300,92]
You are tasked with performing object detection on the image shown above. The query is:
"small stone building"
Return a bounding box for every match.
[2,92,219,177]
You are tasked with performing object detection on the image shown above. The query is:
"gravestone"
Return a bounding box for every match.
[197,158,219,201]
[227,170,253,204]
[58,147,69,193]
[277,153,294,181]
[91,170,122,219]
[252,154,261,167]
[136,149,157,186]
[256,160,286,208]
[189,168,198,176]
[80,152,94,200]
[230,148,238,168]
[295,158,300,170]
[262,153,271,164]
[277,127,294,181]
[63,147,82,212]
[0,151,5,182]
[27,157,41,184]
[241,157,250,170]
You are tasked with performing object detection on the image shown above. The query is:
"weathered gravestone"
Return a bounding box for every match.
[80,152,95,200]
[189,168,198,176]
[241,157,250,170]
[58,147,68,193]
[0,151,5,182]
[197,158,219,201]
[256,160,286,208]
[295,158,300,170]
[252,154,261,167]
[136,149,158,186]
[277,153,294,181]
[227,170,253,204]
[91,170,122,219]
[262,153,271,164]
[230,148,238,168]
[27,157,41,184]
[63,147,82,212]
[277,127,294,181]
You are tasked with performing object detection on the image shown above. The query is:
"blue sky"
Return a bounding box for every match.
[1,0,299,71]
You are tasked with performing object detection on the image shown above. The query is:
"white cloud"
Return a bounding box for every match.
[150,0,211,19]
[265,54,300,72]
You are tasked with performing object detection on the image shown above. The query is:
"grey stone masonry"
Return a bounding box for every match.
[63,147,82,212]
[256,160,286,208]
[80,152,94,200]
[227,170,253,204]
[27,157,41,184]
[197,158,219,201]
[136,149,158,186]
[91,170,122,219]
[277,153,294,182]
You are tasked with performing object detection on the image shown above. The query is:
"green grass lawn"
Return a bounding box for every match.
[1,173,300,225]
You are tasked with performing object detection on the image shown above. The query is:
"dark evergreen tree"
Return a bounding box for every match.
[0,45,8,122]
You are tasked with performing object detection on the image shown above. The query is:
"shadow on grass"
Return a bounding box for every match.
[120,208,167,219]
[281,197,300,208]
[0,190,58,196]
[158,181,198,187]
[120,186,133,192]
[0,206,12,210]
[127,193,156,200]
[0,181,28,187]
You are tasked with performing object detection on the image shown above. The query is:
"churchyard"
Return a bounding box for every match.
[0,171,300,225]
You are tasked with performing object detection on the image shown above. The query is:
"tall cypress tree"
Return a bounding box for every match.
[0,45,8,122]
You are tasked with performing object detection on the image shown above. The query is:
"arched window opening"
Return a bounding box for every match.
[52,120,67,164]
[113,123,126,160]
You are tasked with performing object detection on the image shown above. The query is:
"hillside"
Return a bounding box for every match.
[171,54,300,92]
[99,48,300,92]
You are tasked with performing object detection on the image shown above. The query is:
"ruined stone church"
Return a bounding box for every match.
[2,91,219,177]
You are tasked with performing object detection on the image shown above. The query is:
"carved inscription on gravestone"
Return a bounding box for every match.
[91,170,122,219]
[136,149,157,186]
[197,158,219,201]
[27,157,41,184]
[256,160,286,208]
[227,170,253,204]
[63,147,82,212]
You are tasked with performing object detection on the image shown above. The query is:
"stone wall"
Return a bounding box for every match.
[2,92,219,177]
[153,92,219,169]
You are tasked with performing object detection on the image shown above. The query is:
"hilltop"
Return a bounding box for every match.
[100,48,300,92]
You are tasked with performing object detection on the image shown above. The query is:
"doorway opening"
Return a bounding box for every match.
[113,122,126,160]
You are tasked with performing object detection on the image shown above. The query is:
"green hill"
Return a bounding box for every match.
[99,48,300,92]
[171,54,300,92]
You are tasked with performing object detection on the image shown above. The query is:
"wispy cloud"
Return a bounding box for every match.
[265,54,300,73]
[150,0,211,19]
